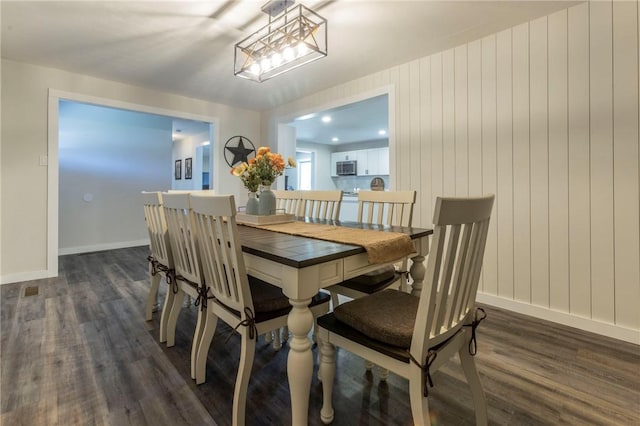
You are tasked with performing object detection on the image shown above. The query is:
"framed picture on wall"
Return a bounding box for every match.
[175,159,182,180]
[185,157,192,180]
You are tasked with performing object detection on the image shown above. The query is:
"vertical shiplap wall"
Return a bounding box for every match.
[265,1,640,337]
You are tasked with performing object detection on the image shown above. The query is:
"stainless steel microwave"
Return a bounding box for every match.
[336,160,357,176]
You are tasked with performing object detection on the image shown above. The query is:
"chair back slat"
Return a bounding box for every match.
[432,224,462,333]
[461,218,491,320]
[356,190,416,227]
[299,190,343,221]
[191,194,252,313]
[411,195,494,358]
[162,193,203,286]
[142,191,173,268]
[445,223,473,327]
[273,190,301,215]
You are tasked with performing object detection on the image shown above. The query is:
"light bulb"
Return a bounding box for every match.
[271,52,283,67]
[283,46,295,61]
[250,63,261,75]
[297,42,309,56]
[261,58,271,70]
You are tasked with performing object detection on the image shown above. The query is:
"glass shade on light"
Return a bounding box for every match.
[234,4,327,82]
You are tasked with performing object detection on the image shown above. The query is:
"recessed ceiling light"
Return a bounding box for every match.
[321,115,332,123]
[378,129,387,135]
[331,137,339,142]
[295,113,316,121]
[201,141,210,146]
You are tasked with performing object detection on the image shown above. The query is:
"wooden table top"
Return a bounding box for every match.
[237,218,432,268]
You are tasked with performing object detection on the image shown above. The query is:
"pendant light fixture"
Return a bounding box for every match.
[234,0,328,82]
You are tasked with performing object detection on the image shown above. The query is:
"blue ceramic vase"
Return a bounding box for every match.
[246,191,259,215]
[258,184,276,215]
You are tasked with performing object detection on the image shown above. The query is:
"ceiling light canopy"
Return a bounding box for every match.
[234,0,328,83]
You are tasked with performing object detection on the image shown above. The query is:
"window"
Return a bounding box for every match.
[299,160,312,190]
[296,150,314,190]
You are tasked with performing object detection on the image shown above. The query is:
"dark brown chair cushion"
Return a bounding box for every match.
[333,289,418,348]
[339,265,401,294]
[248,275,291,313]
[350,265,396,285]
[220,275,331,323]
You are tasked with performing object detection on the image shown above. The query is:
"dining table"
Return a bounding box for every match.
[236,217,432,425]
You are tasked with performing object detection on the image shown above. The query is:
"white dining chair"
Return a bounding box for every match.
[326,190,416,303]
[141,191,171,321]
[161,192,210,380]
[189,194,331,425]
[141,191,176,342]
[298,190,343,221]
[273,189,301,215]
[322,190,416,376]
[165,189,214,307]
[317,194,494,425]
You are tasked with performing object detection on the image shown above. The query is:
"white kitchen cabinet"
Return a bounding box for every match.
[368,149,381,175]
[357,147,390,176]
[356,150,368,176]
[331,151,357,162]
[378,147,390,175]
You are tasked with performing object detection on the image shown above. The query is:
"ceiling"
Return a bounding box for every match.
[288,94,388,145]
[1,1,580,112]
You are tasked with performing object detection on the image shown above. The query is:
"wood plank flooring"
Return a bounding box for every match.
[1,246,639,425]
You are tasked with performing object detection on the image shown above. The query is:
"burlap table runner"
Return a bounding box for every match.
[243,221,416,264]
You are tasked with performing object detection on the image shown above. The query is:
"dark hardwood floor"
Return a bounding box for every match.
[1,246,638,425]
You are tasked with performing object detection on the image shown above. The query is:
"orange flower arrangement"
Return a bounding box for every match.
[230,146,295,191]
[230,161,261,192]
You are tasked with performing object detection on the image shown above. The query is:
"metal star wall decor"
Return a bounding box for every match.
[224,136,256,167]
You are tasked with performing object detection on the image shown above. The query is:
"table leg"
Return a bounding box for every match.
[287,297,314,425]
[409,254,426,297]
[409,236,430,297]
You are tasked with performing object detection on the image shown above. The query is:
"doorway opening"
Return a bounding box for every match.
[296,150,314,190]
[275,86,395,193]
[57,100,214,255]
[47,89,219,276]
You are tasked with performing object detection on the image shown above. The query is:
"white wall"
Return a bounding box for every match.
[1,59,261,283]
[263,1,640,343]
[275,123,297,190]
[193,130,212,191]
[58,101,172,254]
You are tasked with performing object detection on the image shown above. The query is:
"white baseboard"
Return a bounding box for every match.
[1,269,54,285]
[477,293,640,345]
[2,240,150,285]
[59,239,149,256]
